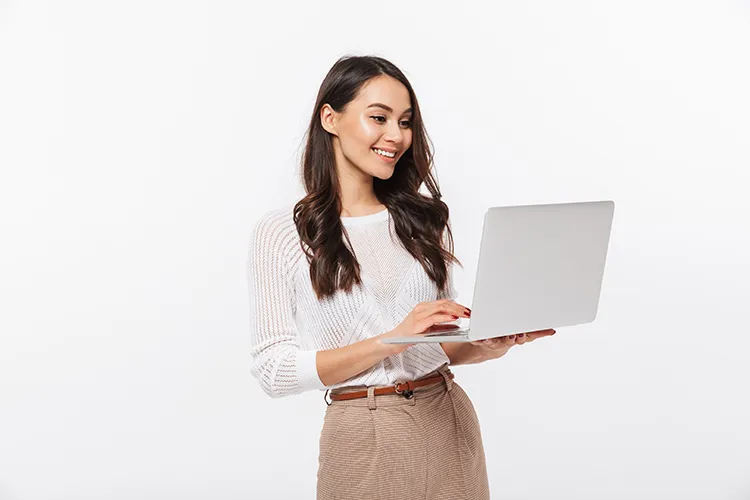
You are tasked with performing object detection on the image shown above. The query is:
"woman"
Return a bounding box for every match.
[247,54,556,500]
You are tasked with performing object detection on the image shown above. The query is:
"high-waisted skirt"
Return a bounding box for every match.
[317,363,490,500]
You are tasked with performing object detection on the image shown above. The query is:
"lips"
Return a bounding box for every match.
[372,147,397,159]
[372,149,396,163]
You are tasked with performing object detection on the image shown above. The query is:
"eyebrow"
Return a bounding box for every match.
[367,103,413,115]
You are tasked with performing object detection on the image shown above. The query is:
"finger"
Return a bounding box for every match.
[528,329,555,335]
[426,301,471,319]
[416,304,446,322]
[516,332,527,345]
[526,329,556,340]
[420,314,458,333]
[432,303,470,319]
[430,313,459,324]
[499,335,516,346]
[424,323,462,333]
[451,301,472,316]
[435,315,459,327]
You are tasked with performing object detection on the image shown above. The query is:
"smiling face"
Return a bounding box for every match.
[321,75,414,181]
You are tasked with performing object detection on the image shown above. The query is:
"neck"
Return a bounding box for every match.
[334,141,382,216]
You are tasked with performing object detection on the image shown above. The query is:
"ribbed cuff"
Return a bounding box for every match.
[296,349,327,392]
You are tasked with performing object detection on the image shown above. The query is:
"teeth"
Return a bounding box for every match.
[373,148,395,158]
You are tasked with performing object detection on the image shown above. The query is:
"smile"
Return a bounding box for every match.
[372,148,396,159]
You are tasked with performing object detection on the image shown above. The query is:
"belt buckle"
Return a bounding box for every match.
[394,382,414,399]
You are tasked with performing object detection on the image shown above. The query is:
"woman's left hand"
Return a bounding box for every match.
[469,329,556,361]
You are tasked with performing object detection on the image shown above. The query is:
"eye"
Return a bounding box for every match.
[371,116,412,128]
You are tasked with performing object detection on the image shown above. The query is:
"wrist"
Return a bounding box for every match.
[374,332,405,357]
[465,343,488,364]
[476,343,511,363]
[441,341,477,366]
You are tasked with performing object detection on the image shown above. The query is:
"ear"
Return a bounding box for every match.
[320,104,338,136]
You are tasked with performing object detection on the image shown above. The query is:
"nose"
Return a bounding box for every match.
[382,119,404,146]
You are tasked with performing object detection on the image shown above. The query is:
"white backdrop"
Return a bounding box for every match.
[1,1,749,499]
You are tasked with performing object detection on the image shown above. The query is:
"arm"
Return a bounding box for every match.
[440,342,478,365]
[440,341,511,365]
[316,336,402,387]
[247,213,320,398]
[247,210,402,397]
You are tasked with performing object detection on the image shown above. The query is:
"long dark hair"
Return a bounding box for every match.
[293,55,461,300]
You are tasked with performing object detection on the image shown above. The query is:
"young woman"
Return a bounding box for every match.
[247,54,556,500]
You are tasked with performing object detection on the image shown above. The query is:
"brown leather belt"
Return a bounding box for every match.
[329,372,454,402]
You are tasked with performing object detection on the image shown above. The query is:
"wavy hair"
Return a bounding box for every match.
[293,55,461,300]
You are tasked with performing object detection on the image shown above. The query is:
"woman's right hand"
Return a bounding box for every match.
[379,299,472,354]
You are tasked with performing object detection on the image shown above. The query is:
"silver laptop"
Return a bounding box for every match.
[381,200,615,344]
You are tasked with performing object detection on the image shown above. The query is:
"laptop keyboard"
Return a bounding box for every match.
[424,330,468,337]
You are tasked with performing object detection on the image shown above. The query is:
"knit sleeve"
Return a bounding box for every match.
[247,210,326,398]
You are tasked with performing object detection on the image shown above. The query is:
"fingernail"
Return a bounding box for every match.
[452,315,458,319]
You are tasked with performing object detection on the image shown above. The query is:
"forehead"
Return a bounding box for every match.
[352,75,412,112]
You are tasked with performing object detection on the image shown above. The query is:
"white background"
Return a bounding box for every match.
[1,1,749,499]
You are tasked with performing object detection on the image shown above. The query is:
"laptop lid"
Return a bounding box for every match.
[467,200,614,340]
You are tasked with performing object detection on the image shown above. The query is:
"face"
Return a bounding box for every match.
[321,75,414,180]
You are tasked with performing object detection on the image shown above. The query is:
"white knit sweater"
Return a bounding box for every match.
[247,205,457,398]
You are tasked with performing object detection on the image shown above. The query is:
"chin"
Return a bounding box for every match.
[372,166,396,180]
[355,159,396,180]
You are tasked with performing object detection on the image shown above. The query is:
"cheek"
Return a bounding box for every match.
[355,115,382,146]
[403,130,414,149]
[338,117,379,156]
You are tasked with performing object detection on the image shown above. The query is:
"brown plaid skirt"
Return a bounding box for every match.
[317,363,490,500]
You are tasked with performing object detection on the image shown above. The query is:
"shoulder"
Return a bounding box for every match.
[249,204,300,253]
[251,204,295,231]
